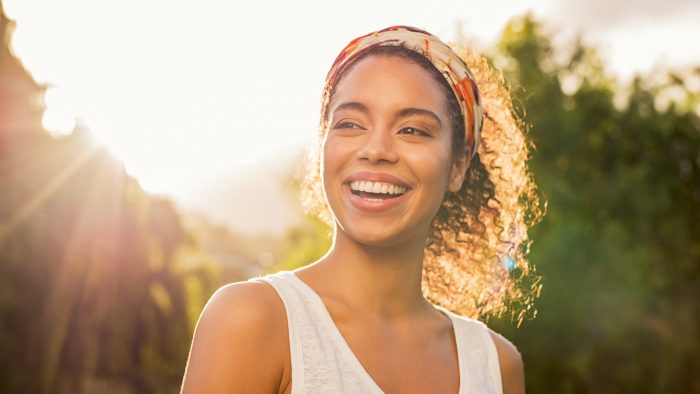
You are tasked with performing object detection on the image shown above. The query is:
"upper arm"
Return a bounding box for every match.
[488,329,525,394]
[180,281,287,393]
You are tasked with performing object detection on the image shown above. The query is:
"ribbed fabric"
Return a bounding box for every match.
[250,270,503,394]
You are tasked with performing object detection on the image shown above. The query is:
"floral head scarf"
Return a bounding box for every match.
[323,25,483,160]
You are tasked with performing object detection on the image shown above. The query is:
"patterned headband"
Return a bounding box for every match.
[323,25,483,160]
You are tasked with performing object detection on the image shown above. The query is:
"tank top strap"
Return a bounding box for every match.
[447,312,504,394]
[248,272,307,392]
[250,270,381,393]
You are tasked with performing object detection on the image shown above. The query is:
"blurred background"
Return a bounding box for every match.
[1,0,698,393]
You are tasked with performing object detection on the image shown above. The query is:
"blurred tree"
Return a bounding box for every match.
[488,13,700,394]
[274,212,332,273]
[0,2,227,392]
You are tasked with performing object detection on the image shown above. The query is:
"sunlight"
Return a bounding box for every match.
[0,144,101,243]
[0,0,552,200]
[42,86,76,137]
[4,0,698,203]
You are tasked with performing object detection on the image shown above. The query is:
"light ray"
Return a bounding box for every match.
[0,143,101,242]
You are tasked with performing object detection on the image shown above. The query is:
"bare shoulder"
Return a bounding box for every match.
[488,328,525,394]
[202,279,286,331]
[181,279,288,393]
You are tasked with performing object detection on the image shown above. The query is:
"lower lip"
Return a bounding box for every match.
[343,183,411,213]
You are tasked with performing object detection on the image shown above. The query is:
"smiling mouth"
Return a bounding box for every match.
[350,189,404,200]
[344,180,412,211]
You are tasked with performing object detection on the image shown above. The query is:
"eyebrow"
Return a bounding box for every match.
[332,101,370,115]
[396,107,442,127]
[331,101,443,127]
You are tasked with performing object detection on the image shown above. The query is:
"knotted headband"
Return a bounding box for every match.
[323,25,483,161]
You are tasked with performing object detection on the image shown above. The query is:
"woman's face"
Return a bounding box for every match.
[322,55,468,247]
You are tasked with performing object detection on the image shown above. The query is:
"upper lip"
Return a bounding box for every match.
[344,171,412,189]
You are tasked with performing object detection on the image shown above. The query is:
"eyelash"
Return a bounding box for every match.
[398,127,429,136]
[334,122,429,137]
[334,121,363,129]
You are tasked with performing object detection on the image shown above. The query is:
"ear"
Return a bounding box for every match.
[448,151,469,193]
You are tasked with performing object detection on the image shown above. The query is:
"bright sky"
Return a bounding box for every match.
[5,0,700,200]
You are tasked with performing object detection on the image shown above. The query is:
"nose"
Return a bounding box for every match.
[356,127,398,164]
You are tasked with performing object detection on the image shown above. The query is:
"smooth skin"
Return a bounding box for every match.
[181,56,525,394]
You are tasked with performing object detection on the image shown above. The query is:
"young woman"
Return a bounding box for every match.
[181,25,542,394]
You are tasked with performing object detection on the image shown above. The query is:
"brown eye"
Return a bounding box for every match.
[334,121,364,129]
[399,127,429,136]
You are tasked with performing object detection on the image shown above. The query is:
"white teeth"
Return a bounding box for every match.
[348,180,408,195]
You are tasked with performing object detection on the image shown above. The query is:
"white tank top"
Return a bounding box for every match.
[251,270,503,394]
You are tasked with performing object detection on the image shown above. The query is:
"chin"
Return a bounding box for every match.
[335,220,417,248]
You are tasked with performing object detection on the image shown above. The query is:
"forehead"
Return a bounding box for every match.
[329,55,448,114]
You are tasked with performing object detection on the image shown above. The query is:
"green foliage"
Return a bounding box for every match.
[0,131,222,393]
[273,213,332,272]
[488,13,700,393]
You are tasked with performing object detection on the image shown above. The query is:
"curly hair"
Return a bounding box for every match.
[298,44,545,324]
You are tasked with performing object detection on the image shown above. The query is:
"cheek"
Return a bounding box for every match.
[321,136,338,176]
[405,144,454,187]
[320,135,348,193]
[426,162,452,199]
[322,132,357,163]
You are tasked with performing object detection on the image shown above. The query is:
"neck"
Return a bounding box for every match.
[311,226,434,319]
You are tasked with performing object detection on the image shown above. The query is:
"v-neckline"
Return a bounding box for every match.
[283,270,467,394]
